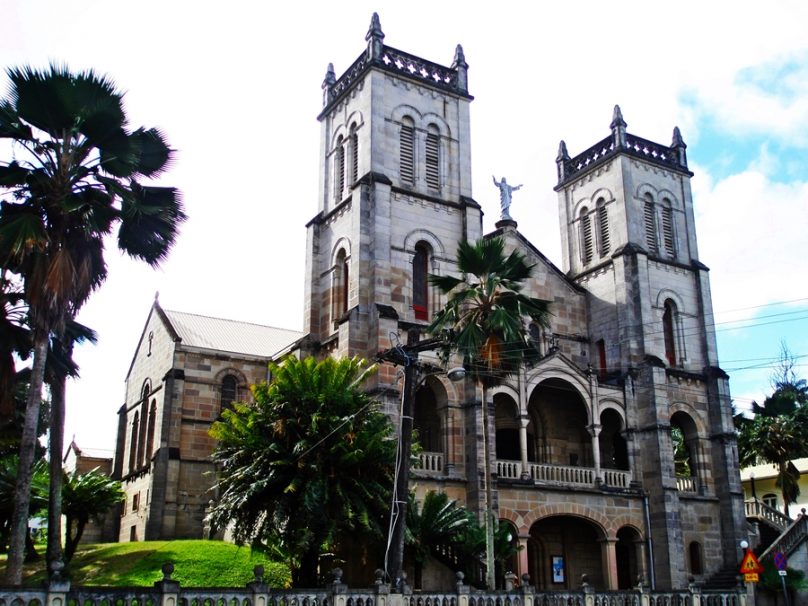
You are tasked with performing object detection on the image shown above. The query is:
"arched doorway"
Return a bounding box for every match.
[528,378,591,467]
[528,516,606,590]
[413,375,448,472]
[600,408,628,470]
[615,525,643,589]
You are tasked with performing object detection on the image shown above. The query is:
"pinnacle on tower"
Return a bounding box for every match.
[610,104,627,148]
[366,12,385,60]
[322,63,336,106]
[671,126,688,168]
[556,140,570,183]
[452,44,469,93]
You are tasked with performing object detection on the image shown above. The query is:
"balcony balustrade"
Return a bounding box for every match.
[496,459,632,489]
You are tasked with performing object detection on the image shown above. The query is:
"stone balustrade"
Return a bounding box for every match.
[496,460,631,490]
[743,498,792,531]
[0,564,746,606]
[675,476,698,493]
[415,452,444,473]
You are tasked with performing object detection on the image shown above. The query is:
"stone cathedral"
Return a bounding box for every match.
[113,14,746,592]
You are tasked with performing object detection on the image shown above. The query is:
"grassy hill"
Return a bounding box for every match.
[1,540,291,587]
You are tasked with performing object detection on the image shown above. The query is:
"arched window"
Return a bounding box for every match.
[221,375,238,411]
[129,411,139,473]
[412,242,430,321]
[688,541,704,575]
[644,193,658,255]
[425,125,440,190]
[596,198,610,256]
[333,248,349,323]
[663,299,677,366]
[661,198,675,258]
[671,411,700,492]
[335,135,345,201]
[137,382,150,468]
[399,117,415,185]
[349,123,359,186]
[579,207,593,264]
[145,400,156,464]
[596,339,607,379]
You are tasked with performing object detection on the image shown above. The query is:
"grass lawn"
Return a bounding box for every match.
[0,540,291,587]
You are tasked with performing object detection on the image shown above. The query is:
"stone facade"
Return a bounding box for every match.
[112,14,746,593]
[112,303,303,542]
[298,15,746,591]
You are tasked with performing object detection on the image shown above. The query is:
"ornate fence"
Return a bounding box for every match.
[0,564,746,606]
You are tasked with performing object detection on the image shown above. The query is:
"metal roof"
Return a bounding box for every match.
[163,309,304,358]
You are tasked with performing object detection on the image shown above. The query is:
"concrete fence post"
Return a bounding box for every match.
[154,562,181,606]
[519,574,534,606]
[45,563,70,606]
[456,571,470,606]
[330,568,348,606]
[247,565,269,606]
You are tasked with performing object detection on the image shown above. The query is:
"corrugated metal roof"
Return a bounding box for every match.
[163,309,304,358]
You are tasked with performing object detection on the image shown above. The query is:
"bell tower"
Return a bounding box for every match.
[554,107,746,586]
[303,14,482,365]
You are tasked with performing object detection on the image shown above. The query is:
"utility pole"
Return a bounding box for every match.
[379,331,446,589]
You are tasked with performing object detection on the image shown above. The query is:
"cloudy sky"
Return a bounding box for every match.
[3,1,807,452]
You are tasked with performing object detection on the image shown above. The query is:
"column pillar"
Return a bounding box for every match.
[588,424,602,480]
[600,537,619,590]
[519,416,531,480]
[518,535,530,578]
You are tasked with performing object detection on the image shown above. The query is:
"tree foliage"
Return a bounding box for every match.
[405,490,469,588]
[428,237,551,387]
[427,236,549,588]
[208,356,396,587]
[0,63,184,583]
[735,345,808,516]
[62,467,124,562]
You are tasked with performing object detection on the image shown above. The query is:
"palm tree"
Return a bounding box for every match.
[45,320,97,568]
[0,64,185,584]
[736,388,808,517]
[62,468,124,562]
[405,490,469,588]
[208,356,396,587]
[428,236,550,588]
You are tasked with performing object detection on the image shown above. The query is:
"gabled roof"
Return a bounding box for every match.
[162,309,304,358]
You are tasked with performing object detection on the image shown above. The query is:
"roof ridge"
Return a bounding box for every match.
[163,308,301,333]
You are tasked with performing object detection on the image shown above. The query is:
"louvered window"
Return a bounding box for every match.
[661,203,675,257]
[399,122,415,185]
[580,208,593,264]
[597,200,610,256]
[335,137,345,200]
[350,130,359,185]
[425,130,440,190]
[644,199,658,254]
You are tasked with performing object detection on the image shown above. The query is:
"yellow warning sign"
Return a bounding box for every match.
[740,550,764,574]
[744,573,759,583]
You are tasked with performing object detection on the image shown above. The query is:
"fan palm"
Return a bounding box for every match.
[428,236,550,588]
[405,490,469,588]
[208,356,396,587]
[62,467,124,562]
[0,64,185,584]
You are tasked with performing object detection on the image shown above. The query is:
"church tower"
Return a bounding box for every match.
[555,107,746,586]
[304,14,481,372]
